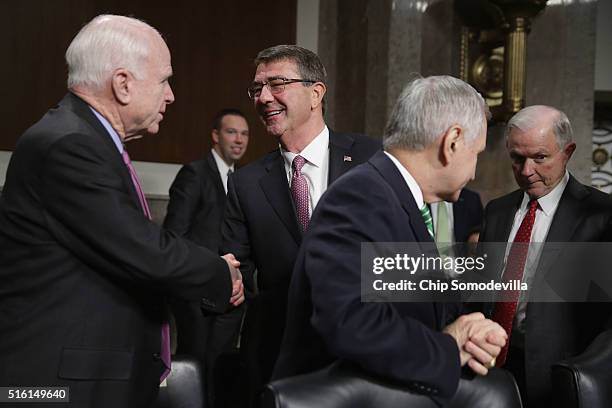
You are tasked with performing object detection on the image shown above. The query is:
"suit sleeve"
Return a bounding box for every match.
[39,133,232,311]
[222,174,256,294]
[303,174,461,397]
[164,163,200,238]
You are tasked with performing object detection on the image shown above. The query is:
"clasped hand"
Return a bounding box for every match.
[221,253,244,307]
[443,312,507,376]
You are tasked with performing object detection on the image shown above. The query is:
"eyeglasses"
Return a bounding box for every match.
[247,77,317,99]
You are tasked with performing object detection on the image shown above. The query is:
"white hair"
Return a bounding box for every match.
[383,75,490,151]
[506,105,573,148]
[65,15,161,90]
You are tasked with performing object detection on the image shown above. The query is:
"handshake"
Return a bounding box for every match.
[222,253,245,307]
[443,312,507,375]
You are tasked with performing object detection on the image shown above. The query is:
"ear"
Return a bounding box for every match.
[212,129,220,145]
[439,125,462,166]
[310,82,327,111]
[563,142,576,160]
[111,68,132,105]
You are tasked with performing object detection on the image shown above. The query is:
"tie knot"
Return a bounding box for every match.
[292,155,306,173]
[420,204,434,239]
[528,199,539,211]
[227,168,234,176]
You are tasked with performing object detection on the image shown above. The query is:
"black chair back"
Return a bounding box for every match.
[154,355,206,408]
[263,361,522,408]
[552,329,612,408]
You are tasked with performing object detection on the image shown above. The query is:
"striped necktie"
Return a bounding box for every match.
[420,204,434,239]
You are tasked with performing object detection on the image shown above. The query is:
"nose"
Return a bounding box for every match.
[256,84,274,104]
[520,159,534,177]
[165,84,175,105]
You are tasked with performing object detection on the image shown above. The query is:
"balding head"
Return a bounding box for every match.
[506,105,573,149]
[66,15,163,91]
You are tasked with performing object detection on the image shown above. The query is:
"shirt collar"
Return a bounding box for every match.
[520,171,570,216]
[211,148,234,174]
[384,151,425,209]
[89,106,123,153]
[280,126,329,168]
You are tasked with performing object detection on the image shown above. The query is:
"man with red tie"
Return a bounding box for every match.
[0,15,243,408]
[479,105,612,407]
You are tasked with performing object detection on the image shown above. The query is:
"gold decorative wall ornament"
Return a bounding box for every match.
[456,0,548,122]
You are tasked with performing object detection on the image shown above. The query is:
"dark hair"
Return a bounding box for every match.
[254,45,326,84]
[212,108,247,130]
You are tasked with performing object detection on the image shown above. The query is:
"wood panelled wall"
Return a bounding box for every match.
[0,0,296,164]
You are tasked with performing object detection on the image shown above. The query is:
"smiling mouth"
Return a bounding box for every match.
[262,110,283,119]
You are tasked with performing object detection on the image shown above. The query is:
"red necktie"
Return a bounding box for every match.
[492,199,538,367]
[291,155,309,232]
[122,149,171,381]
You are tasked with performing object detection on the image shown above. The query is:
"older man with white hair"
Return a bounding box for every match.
[274,75,507,404]
[479,105,612,407]
[0,15,243,408]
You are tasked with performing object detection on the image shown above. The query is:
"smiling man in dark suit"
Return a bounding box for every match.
[273,75,507,405]
[221,45,380,406]
[479,105,612,407]
[0,15,243,408]
[164,108,249,408]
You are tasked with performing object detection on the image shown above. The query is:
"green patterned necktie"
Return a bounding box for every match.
[420,204,434,239]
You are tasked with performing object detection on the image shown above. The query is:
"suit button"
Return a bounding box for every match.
[153,353,161,360]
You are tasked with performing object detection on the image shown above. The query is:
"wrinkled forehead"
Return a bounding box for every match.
[507,128,560,155]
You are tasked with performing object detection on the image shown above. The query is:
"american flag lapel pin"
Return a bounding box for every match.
[343,155,352,162]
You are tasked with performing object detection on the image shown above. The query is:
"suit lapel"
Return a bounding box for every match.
[328,131,358,183]
[369,151,434,244]
[495,191,523,242]
[206,152,227,202]
[532,176,589,288]
[260,153,302,245]
[369,152,448,328]
[545,176,588,242]
[62,93,141,209]
[258,131,361,245]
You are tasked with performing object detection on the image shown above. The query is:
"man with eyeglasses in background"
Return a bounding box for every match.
[164,108,249,408]
[221,45,379,406]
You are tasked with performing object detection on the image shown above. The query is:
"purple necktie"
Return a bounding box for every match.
[122,149,171,382]
[291,155,310,232]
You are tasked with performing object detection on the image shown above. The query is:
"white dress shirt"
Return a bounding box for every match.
[211,148,234,194]
[384,151,425,209]
[281,126,330,216]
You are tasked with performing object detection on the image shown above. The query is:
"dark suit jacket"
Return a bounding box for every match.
[273,151,462,400]
[453,188,483,243]
[164,152,227,253]
[221,130,379,398]
[0,93,231,408]
[479,175,612,406]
